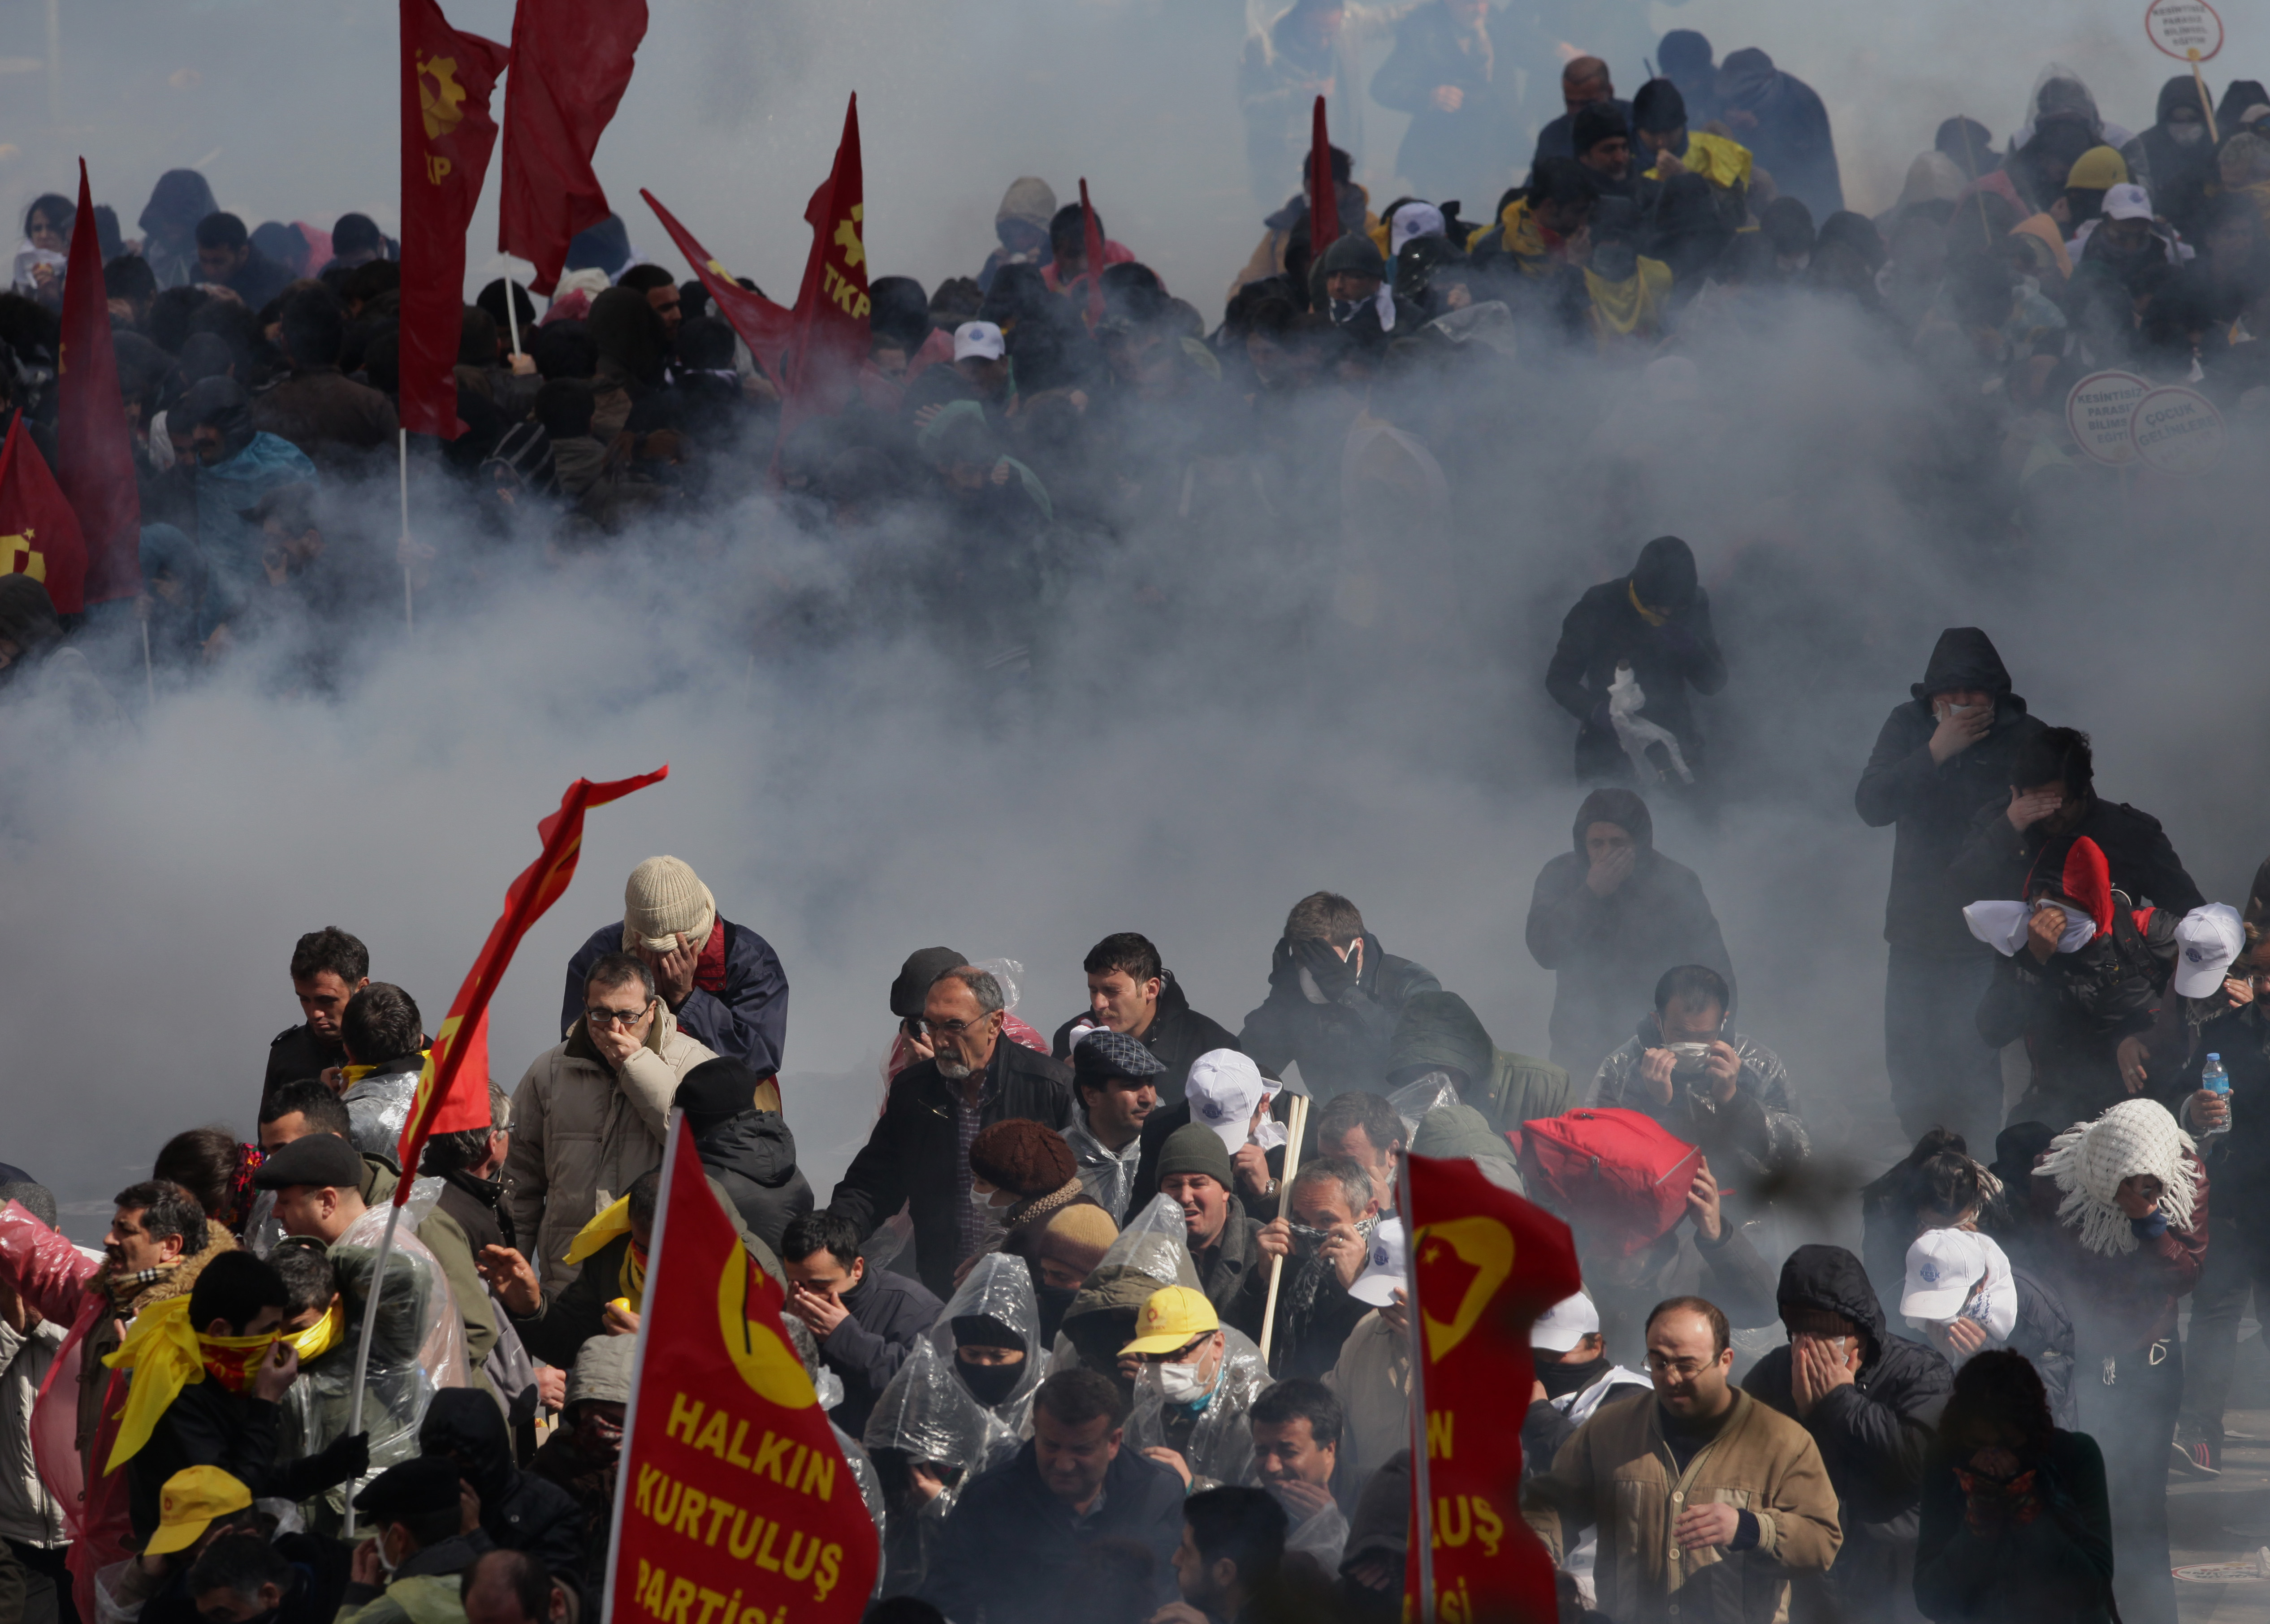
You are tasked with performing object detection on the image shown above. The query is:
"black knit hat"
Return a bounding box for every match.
[1572,99,1630,156]
[1632,77,1688,135]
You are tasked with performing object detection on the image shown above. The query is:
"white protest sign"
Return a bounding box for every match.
[2146,0,2223,61]
[2130,384,2227,474]
[2064,370,2150,466]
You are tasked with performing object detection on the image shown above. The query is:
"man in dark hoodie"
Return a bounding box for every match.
[672,1058,812,1256]
[1526,788,1736,1083]
[1741,1245,1952,1624]
[2123,76,2219,239]
[1949,726,2201,932]
[1712,48,1843,218]
[1384,991,1573,1135]
[1544,535,1728,790]
[1856,628,2051,1149]
[417,1390,582,1576]
[1049,933,1241,1106]
[1240,892,1440,1102]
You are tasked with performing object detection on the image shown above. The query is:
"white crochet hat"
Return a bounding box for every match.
[2036,1097,2197,1257]
[621,856,716,954]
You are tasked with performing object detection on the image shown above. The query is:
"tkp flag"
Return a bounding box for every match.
[0,415,88,614]
[400,0,509,439]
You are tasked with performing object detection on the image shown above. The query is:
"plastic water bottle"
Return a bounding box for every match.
[2202,1054,2232,1138]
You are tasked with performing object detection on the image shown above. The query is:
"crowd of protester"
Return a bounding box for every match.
[4,15,2270,1624]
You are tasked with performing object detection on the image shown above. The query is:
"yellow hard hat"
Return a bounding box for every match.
[144,1466,252,1555]
[2066,145,2129,191]
[1120,1285,1220,1356]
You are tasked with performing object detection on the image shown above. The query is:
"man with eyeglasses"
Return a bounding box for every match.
[506,951,717,1296]
[827,965,1073,1299]
[1523,1295,1841,1624]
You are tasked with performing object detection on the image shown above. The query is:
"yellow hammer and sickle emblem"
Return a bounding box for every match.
[1417,1217,1514,1363]
[418,51,468,141]
[834,203,865,270]
[0,531,45,584]
[717,1250,816,1408]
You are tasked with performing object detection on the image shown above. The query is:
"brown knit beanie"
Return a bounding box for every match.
[969,1120,1077,1198]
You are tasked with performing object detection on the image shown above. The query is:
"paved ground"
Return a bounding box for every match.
[2177,1408,2270,1620]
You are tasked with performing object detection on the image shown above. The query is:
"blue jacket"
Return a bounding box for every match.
[561,916,788,1075]
[194,432,317,609]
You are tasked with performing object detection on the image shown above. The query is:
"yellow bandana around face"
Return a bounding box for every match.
[342,1049,432,1086]
[282,1302,345,1365]
[564,1195,634,1266]
[103,1298,282,1471]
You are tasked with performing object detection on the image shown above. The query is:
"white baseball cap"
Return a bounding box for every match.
[2102,182,2153,222]
[1531,1291,1600,1353]
[1185,1050,1268,1153]
[1899,1228,1989,1322]
[2175,903,2245,998]
[1349,1215,1407,1307]
[952,320,1006,362]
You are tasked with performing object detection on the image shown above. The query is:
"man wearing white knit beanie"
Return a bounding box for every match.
[561,855,790,1101]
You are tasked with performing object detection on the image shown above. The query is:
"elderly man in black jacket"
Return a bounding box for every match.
[1856,628,2050,1149]
[1742,1244,1952,1624]
[923,1370,1183,1624]
[827,964,1074,1298]
[1240,892,1439,1103]
[1526,787,1736,1084]
[1544,534,1727,790]
[1049,932,1240,1106]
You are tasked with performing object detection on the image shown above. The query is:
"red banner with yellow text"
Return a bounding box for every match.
[780,94,868,416]
[0,414,87,614]
[393,766,669,1188]
[606,1122,878,1624]
[1401,1150,1582,1624]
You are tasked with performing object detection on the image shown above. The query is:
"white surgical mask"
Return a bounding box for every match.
[1158,1359,1211,1404]
[969,1183,1004,1212]
[2171,121,2207,146]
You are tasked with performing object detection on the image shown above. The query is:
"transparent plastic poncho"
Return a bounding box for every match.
[1387,1074,1463,1144]
[863,1253,1049,1490]
[280,1204,469,1522]
[1125,1325,1271,1489]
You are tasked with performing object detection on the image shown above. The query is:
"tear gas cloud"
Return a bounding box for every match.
[2,0,2266,1247]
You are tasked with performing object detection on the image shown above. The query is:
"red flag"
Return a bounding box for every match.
[401,0,509,440]
[54,160,139,605]
[640,189,793,394]
[1308,96,1340,261]
[393,765,669,1190]
[1078,177,1106,328]
[778,94,869,415]
[0,415,87,615]
[606,1121,880,1622]
[497,0,649,294]
[1399,1152,1583,1623]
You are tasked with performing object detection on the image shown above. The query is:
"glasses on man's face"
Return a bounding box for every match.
[1647,1354,1708,1379]
[927,1015,991,1038]
[586,1002,652,1029]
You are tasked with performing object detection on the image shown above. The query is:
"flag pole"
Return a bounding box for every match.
[502,269,524,358]
[1399,1153,1437,1623]
[139,617,154,707]
[340,1196,405,1539]
[398,428,414,631]
[1257,1092,1309,1368]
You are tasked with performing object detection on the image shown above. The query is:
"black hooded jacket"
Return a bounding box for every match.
[1948,793,2202,920]
[1049,971,1241,1107]
[692,1110,814,1257]
[418,1389,584,1576]
[1544,536,1728,782]
[2127,76,2218,238]
[1525,788,1736,1077]
[1855,628,2051,955]
[1742,1246,1952,1617]
[1238,931,1440,1101]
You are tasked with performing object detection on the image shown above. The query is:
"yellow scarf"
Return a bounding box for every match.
[342,1049,431,1086]
[1628,580,1669,626]
[102,1300,345,1471]
[1644,130,1754,191]
[564,1196,647,1308]
[1583,256,1673,339]
[1493,197,1561,278]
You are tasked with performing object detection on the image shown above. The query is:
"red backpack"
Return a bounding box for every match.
[1514,1108,1702,1257]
